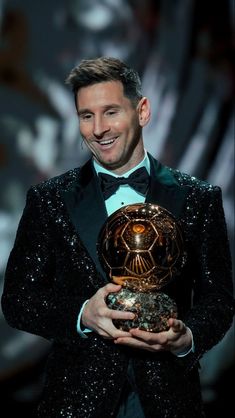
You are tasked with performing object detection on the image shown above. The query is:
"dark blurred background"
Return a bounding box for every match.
[0,0,234,417]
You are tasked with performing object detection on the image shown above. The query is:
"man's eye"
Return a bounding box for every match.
[106,110,117,116]
[80,114,92,120]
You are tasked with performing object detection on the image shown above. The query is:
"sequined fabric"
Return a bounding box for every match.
[1,156,234,418]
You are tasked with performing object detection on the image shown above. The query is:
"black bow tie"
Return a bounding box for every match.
[98,167,150,200]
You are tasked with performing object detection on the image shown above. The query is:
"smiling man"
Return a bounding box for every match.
[1,57,234,418]
[76,79,148,173]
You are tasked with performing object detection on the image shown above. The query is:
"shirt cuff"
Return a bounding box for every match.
[76,299,93,338]
[176,327,195,357]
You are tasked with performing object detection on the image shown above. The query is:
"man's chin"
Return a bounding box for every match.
[94,155,122,170]
[99,161,121,171]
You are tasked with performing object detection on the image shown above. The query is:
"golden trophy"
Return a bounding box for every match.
[97,203,187,332]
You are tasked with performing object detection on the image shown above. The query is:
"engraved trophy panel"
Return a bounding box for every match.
[97,203,187,332]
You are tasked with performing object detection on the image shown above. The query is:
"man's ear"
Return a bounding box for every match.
[137,97,151,127]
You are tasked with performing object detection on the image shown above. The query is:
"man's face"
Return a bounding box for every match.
[76,81,146,174]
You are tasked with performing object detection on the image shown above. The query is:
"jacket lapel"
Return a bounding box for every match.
[61,159,108,279]
[146,154,188,219]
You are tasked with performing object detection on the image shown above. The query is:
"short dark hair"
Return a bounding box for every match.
[65,56,142,107]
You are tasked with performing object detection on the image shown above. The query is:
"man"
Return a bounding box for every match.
[1,57,234,418]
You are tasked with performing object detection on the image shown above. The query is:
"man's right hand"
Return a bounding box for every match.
[82,284,134,339]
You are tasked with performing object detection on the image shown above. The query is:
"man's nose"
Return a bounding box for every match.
[93,115,110,137]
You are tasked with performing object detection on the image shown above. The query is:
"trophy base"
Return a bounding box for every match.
[106,288,177,332]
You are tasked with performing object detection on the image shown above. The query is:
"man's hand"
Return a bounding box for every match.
[82,283,135,339]
[114,317,193,355]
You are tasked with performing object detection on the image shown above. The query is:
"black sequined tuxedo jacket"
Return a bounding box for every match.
[2,154,234,418]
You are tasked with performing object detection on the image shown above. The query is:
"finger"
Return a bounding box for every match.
[115,336,147,347]
[169,318,186,334]
[108,309,136,321]
[130,328,170,346]
[97,316,133,339]
[113,329,133,338]
[102,330,130,339]
[130,328,152,340]
[129,327,160,339]
[104,283,122,295]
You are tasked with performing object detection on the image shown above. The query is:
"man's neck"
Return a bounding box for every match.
[93,150,150,177]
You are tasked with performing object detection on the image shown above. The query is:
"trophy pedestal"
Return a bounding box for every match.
[106,288,177,332]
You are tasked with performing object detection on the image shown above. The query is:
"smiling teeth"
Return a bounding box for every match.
[99,139,115,145]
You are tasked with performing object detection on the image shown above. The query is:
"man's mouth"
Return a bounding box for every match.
[96,136,118,146]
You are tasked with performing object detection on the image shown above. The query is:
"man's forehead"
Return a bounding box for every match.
[76,80,127,108]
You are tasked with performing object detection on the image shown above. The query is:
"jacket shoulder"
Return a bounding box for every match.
[29,168,81,195]
[148,154,220,194]
[169,167,221,194]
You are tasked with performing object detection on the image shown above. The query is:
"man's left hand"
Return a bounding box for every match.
[114,318,192,355]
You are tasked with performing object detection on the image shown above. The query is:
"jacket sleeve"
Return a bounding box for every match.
[1,186,91,346]
[181,185,235,371]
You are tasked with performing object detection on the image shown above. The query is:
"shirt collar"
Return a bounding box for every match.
[93,149,150,178]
